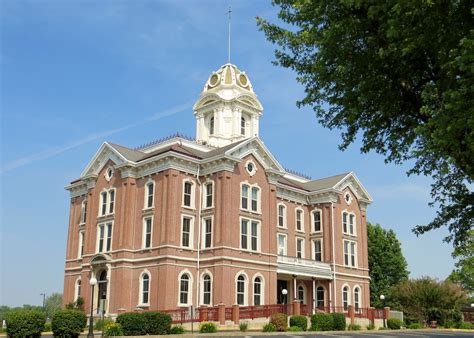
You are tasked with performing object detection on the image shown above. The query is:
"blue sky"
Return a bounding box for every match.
[0,0,455,307]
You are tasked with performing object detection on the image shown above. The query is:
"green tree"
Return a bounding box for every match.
[257,0,474,250]
[448,230,474,294]
[44,293,63,319]
[367,222,409,308]
[391,277,467,325]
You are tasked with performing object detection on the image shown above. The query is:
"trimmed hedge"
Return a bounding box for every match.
[199,322,217,333]
[331,313,346,331]
[408,323,422,329]
[262,323,277,332]
[170,325,185,334]
[6,310,46,338]
[289,315,307,331]
[116,313,147,336]
[143,312,172,335]
[387,318,404,330]
[270,312,288,331]
[310,312,333,331]
[51,310,87,338]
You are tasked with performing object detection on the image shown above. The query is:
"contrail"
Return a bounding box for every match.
[0,101,193,174]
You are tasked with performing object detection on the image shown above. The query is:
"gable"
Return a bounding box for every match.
[333,172,373,203]
[80,142,131,178]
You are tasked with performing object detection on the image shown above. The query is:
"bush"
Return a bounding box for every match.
[457,322,473,329]
[94,318,114,330]
[408,323,422,329]
[366,323,375,330]
[6,310,46,338]
[387,318,403,330]
[43,322,52,332]
[331,313,346,331]
[288,325,303,332]
[270,312,288,332]
[104,322,123,337]
[289,315,307,331]
[347,324,361,330]
[310,313,333,331]
[239,322,248,332]
[51,310,87,338]
[143,311,172,335]
[199,322,217,333]
[170,325,185,334]
[262,323,277,332]
[116,312,147,336]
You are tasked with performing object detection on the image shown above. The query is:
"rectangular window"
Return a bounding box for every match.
[143,217,152,248]
[203,218,212,248]
[205,183,213,208]
[351,242,356,266]
[296,209,302,231]
[100,192,107,216]
[313,239,322,262]
[343,212,348,233]
[97,223,112,252]
[78,231,85,258]
[182,217,191,247]
[251,187,258,211]
[343,240,356,267]
[106,222,112,251]
[81,202,87,224]
[98,224,104,252]
[146,183,154,208]
[251,221,258,251]
[241,219,248,250]
[277,234,286,256]
[183,182,192,207]
[296,238,304,258]
[108,190,115,214]
[344,240,349,265]
[313,210,321,232]
[278,205,285,227]
[349,214,355,235]
[241,185,248,209]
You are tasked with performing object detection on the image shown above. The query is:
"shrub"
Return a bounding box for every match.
[457,322,473,329]
[199,322,217,333]
[331,313,346,331]
[239,322,248,332]
[143,311,172,335]
[170,325,185,334]
[51,310,87,338]
[347,324,361,331]
[408,323,422,329]
[387,318,403,330]
[289,315,307,331]
[116,312,147,336]
[6,310,46,338]
[94,318,114,330]
[43,322,52,332]
[310,313,333,331]
[366,323,375,330]
[270,312,288,331]
[104,322,123,337]
[262,323,277,332]
[288,325,303,332]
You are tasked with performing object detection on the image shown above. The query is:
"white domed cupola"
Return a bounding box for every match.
[194,63,263,147]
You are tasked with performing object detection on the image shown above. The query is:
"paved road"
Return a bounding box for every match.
[200,331,474,338]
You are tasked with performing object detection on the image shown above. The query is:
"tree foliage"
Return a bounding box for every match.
[391,277,467,325]
[367,222,409,308]
[448,230,474,294]
[44,293,63,319]
[257,0,473,249]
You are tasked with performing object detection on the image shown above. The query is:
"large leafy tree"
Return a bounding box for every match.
[257,1,473,249]
[44,293,63,319]
[448,230,474,294]
[367,222,409,308]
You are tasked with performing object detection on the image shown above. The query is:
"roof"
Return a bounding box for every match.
[278,172,350,192]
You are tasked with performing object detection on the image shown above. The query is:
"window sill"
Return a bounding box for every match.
[142,207,154,214]
[97,214,114,222]
[295,229,305,234]
[310,232,323,237]
[181,205,196,211]
[137,304,150,308]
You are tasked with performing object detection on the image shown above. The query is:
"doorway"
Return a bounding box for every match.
[277,280,288,304]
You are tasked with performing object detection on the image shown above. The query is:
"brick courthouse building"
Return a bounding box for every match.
[63,64,373,318]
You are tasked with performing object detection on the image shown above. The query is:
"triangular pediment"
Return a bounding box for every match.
[225,137,285,173]
[333,172,373,203]
[80,142,131,178]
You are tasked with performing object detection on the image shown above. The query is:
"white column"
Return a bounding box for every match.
[293,276,297,300]
[329,281,333,312]
[312,279,316,314]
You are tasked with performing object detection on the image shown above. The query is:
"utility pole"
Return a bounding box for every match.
[40,293,46,311]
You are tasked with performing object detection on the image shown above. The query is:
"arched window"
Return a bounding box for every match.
[204,182,213,208]
[278,204,286,227]
[145,181,154,209]
[342,286,349,311]
[241,184,249,209]
[80,200,87,224]
[183,181,193,207]
[312,210,322,232]
[354,287,360,312]
[141,274,150,304]
[236,275,246,305]
[251,187,259,211]
[241,116,246,136]
[316,286,325,308]
[75,279,81,301]
[202,274,211,305]
[298,285,305,304]
[209,117,215,135]
[179,274,190,305]
[253,277,262,305]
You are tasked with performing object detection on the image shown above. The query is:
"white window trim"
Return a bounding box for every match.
[277,202,287,228]
[240,181,261,214]
[244,159,257,177]
[343,239,358,267]
[182,178,196,209]
[177,269,193,307]
[74,278,81,301]
[239,217,261,252]
[78,230,85,259]
[295,237,305,259]
[297,283,307,304]
[311,208,323,233]
[312,238,323,262]
[108,188,116,215]
[295,208,305,233]
[201,216,214,249]
[180,214,195,249]
[200,270,213,306]
[235,271,249,306]
[138,269,151,306]
[96,221,113,253]
[353,284,362,311]
[342,283,351,311]
[104,166,114,182]
[252,273,265,306]
[277,233,287,256]
[342,210,357,236]
[142,216,153,249]
[98,188,116,217]
[144,180,155,210]
[202,180,214,209]
[80,200,87,225]
[315,284,326,307]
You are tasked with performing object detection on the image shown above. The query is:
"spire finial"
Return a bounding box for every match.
[225,6,232,64]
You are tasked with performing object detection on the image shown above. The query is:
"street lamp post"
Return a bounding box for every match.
[88,277,97,338]
[380,294,386,328]
[282,289,288,305]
